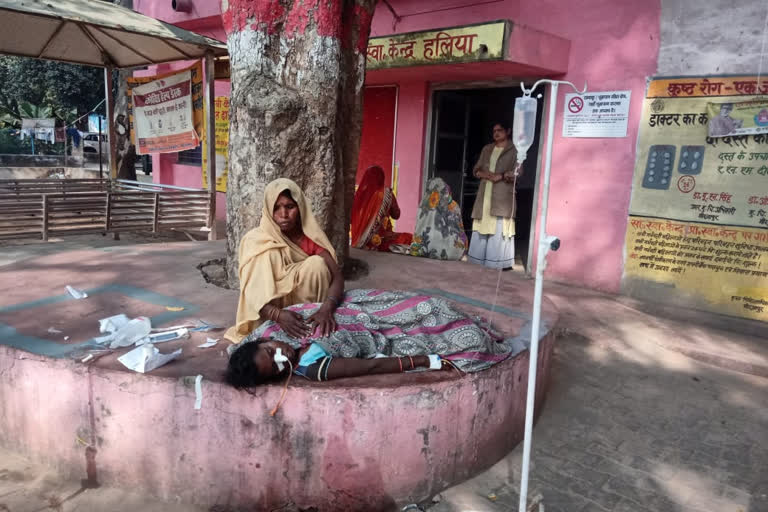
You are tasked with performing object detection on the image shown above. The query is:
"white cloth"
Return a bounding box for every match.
[468,218,515,269]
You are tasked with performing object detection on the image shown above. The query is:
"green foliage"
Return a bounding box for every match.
[0,128,32,153]
[0,56,104,128]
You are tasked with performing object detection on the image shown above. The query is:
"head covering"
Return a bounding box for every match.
[409,177,468,261]
[350,166,392,248]
[247,178,336,261]
[225,178,336,342]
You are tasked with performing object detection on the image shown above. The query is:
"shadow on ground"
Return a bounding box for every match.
[429,283,768,512]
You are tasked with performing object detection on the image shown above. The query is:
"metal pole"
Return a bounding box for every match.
[104,66,118,180]
[517,79,586,512]
[518,82,557,512]
[204,52,217,241]
[98,116,103,179]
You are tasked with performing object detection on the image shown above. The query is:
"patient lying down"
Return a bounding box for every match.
[225,289,519,387]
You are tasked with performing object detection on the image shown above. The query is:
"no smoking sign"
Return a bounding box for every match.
[568,96,584,113]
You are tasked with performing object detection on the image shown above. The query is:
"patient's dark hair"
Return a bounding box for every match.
[225,342,266,389]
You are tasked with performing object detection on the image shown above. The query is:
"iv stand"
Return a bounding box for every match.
[517,79,587,512]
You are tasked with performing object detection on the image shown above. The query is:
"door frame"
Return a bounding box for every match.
[421,80,548,275]
[427,90,472,215]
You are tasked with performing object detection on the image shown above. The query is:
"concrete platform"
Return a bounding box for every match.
[0,241,558,511]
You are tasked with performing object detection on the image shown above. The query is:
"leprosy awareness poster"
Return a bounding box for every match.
[132,71,199,155]
[624,76,768,322]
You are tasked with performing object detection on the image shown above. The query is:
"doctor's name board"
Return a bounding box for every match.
[366,22,506,69]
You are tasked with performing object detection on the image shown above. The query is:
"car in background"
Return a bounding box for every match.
[82,133,108,153]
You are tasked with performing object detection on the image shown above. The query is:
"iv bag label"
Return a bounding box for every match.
[563,90,631,138]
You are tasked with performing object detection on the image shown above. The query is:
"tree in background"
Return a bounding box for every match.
[222,0,377,286]
[0,0,137,180]
[0,56,103,129]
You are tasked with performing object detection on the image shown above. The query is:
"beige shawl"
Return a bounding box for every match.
[224,179,336,343]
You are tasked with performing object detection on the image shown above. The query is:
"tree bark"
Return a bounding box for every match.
[222,0,376,287]
[112,0,137,181]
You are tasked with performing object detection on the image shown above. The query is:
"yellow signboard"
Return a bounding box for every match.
[625,76,768,321]
[625,216,768,321]
[202,96,229,193]
[366,21,507,70]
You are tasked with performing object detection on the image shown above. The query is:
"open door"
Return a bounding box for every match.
[429,91,470,216]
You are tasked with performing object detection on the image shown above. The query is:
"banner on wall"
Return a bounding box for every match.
[706,99,768,138]
[202,96,229,193]
[625,75,768,321]
[132,70,198,155]
[127,62,204,148]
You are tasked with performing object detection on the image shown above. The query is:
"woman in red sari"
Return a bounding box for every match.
[350,165,413,252]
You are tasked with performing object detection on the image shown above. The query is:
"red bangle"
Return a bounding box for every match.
[408,356,415,369]
[398,357,403,373]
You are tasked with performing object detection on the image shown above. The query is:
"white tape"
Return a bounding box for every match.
[194,374,203,410]
[274,348,289,372]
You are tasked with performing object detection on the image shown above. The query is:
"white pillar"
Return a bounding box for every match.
[204,52,217,241]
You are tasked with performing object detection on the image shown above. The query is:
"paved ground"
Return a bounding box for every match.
[0,239,766,512]
[429,283,768,512]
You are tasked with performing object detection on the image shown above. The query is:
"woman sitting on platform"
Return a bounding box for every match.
[409,177,468,261]
[225,289,523,387]
[224,178,344,344]
[350,165,413,252]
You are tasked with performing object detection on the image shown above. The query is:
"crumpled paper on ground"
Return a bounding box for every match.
[117,344,181,373]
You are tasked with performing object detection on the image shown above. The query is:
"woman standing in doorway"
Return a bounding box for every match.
[468,122,521,270]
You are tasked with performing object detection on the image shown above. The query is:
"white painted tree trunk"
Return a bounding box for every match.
[222,0,376,287]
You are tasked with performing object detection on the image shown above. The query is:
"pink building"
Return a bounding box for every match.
[133,0,768,319]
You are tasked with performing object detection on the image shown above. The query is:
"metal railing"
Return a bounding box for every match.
[0,179,213,241]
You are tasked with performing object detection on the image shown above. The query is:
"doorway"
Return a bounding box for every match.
[427,86,544,271]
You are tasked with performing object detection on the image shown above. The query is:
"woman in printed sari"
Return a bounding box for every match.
[409,178,468,261]
[224,178,344,344]
[225,289,523,387]
[350,165,413,252]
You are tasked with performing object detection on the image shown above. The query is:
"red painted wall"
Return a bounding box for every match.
[356,86,397,187]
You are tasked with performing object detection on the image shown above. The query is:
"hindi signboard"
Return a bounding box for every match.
[624,75,768,322]
[202,96,229,193]
[127,62,204,148]
[562,91,631,138]
[132,70,198,155]
[366,21,507,69]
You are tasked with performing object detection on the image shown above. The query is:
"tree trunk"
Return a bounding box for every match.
[222,0,376,287]
[112,0,137,181]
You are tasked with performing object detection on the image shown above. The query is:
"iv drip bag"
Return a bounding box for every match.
[513,96,538,164]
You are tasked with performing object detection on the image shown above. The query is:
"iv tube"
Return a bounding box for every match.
[513,96,538,164]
